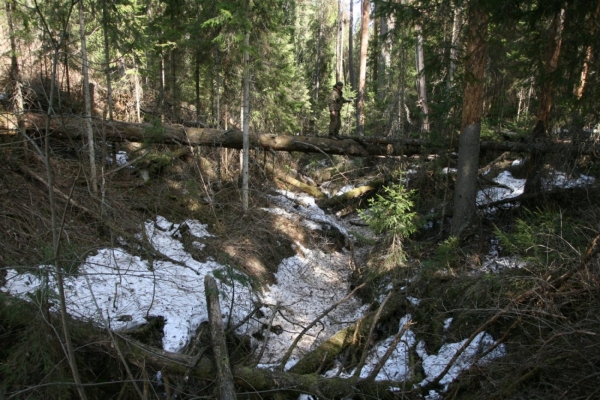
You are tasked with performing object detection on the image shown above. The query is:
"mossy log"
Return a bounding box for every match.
[317,178,385,209]
[289,288,406,375]
[106,330,416,399]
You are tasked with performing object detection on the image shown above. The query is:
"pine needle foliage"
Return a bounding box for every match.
[359,182,417,264]
[494,207,587,266]
[359,182,417,239]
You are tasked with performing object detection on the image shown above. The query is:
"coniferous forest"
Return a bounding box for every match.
[1,0,600,398]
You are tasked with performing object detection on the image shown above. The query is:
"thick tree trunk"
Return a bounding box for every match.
[349,0,355,90]
[451,3,488,237]
[356,0,370,137]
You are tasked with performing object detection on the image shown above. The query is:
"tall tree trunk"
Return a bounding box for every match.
[79,0,97,195]
[447,5,462,89]
[242,31,250,211]
[314,15,322,121]
[525,7,566,197]
[134,61,141,123]
[377,10,391,101]
[349,0,354,90]
[575,1,600,100]
[160,52,166,123]
[170,47,178,121]
[215,48,222,128]
[6,0,24,133]
[451,2,488,237]
[195,49,201,122]
[336,0,344,82]
[101,0,113,121]
[356,0,370,137]
[30,2,89,396]
[415,22,430,133]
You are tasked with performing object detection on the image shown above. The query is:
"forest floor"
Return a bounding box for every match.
[1,135,600,399]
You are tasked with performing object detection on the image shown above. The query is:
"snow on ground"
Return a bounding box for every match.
[2,166,593,397]
[417,330,507,390]
[477,163,595,209]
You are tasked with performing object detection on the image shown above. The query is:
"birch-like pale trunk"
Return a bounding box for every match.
[376,11,391,101]
[415,23,430,133]
[314,14,322,121]
[79,0,97,195]
[447,5,462,89]
[101,0,113,120]
[134,62,141,123]
[6,0,25,135]
[242,32,250,211]
[215,48,221,129]
[336,0,342,82]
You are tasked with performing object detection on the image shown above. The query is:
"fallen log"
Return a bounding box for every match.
[317,178,385,209]
[108,331,416,399]
[2,112,598,158]
[204,275,236,400]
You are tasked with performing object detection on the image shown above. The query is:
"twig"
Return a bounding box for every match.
[365,318,413,382]
[426,232,600,390]
[278,282,365,371]
[84,275,145,399]
[252,302,281,368]
[353,291,393,378]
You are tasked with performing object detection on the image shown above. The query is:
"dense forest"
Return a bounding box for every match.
[1,0,600,398]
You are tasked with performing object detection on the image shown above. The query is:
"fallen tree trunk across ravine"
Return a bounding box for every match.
[1,112,599,158]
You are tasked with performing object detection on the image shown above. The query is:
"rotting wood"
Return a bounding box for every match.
[102,331,415,399]
[289,288,406,375]
[204,275,236,400]
[2,112,598,158]
[317,178,385,209]
[264,163,327,200]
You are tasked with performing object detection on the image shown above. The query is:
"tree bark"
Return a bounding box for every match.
[336,0,344,82]
[316,178,384,209]
[6,0,25,140]
[525,7,566,197]
[101,0,114,121]
[415,23,430,133]
[447,5,462,89]
[356,0,370,137]
[349,0,355,90]
[377,9,392,101]
[79,0,98,195]
[451,3,489,237]
[2,113,599,158]
[204,275,236,400]
[242,31,250,212]
[575,2,600,99]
